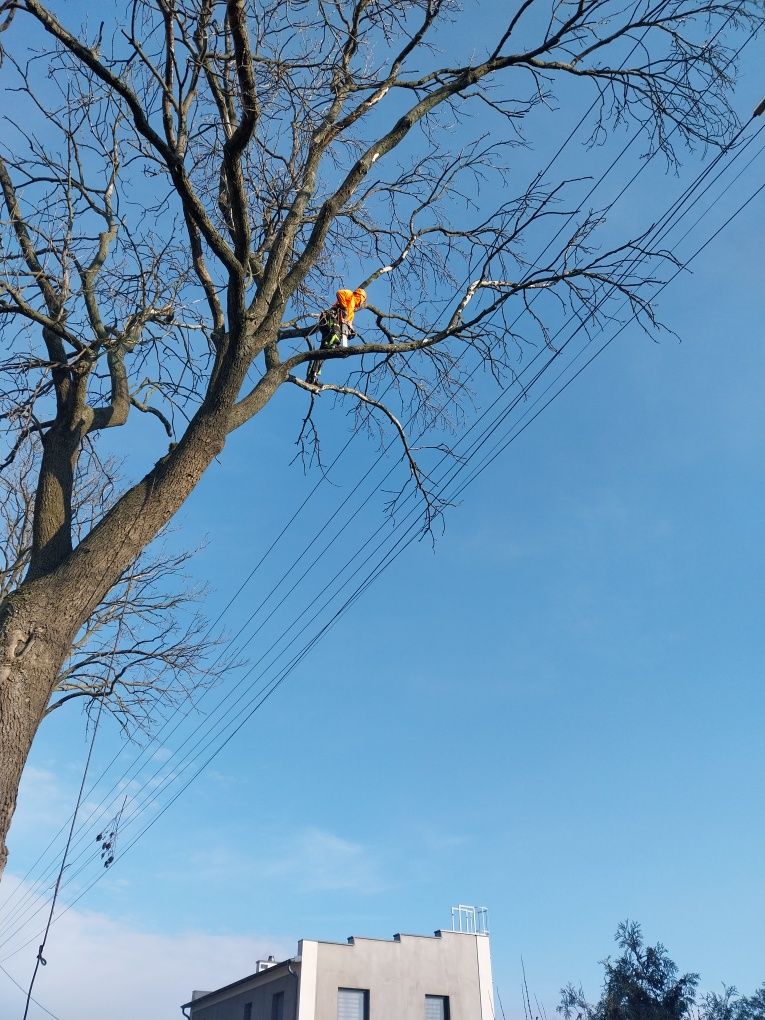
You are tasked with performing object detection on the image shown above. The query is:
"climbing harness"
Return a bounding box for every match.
[307,287,367,385]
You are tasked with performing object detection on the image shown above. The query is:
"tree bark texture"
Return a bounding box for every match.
[0,586,74,879]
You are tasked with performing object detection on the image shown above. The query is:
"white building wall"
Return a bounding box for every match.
[476,933,494,1020]
[298,939,319,1020]
[302,930,493,1020]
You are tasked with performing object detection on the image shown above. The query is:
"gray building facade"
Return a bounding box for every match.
[182,927,493,1020]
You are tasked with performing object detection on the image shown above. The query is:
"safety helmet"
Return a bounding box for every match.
[353,288,367,306]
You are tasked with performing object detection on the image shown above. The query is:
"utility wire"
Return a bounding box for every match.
[19,699,103,1020]
[33,157,765,939]
[0,960,61,1020]
[450,133,765,496]
[433,121,765,503]
[19,540,147,1018]
[0,100,686,921]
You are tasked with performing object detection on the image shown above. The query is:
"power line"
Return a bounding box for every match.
[433,123,765,504]
[19,521,153,1019]
[450,134,765,496]
[19,705,101,1020]
[0,960,62,1020]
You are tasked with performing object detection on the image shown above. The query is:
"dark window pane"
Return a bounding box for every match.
[272,991,285,1020]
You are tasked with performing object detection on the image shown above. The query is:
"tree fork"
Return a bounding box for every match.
[27,426,83,582]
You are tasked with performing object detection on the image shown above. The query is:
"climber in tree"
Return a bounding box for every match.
[307,287,367,386]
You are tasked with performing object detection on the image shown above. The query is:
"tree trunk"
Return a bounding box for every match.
[0,586,74,880]
[27,424,82,582]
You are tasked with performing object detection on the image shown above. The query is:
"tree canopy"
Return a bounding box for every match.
[560,922,764,1020]
[560,921,699,1020]
[0,0,762,876]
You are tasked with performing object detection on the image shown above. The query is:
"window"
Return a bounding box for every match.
[271,991,285,1020]
[243,1004,252,1020]
[425,995,450,1020]
[338,987,369,1020]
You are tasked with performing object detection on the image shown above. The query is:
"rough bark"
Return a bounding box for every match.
[27,427,82,582]
[0,586,75,879]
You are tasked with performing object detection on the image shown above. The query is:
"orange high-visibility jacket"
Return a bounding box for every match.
[333,288,366,326]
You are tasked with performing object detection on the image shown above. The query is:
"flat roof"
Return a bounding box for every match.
[310,929,484,946]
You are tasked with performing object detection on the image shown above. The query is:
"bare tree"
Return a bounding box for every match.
[0,0,760,877]
[0,447,225,739]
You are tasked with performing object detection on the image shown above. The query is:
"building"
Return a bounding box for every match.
[181,908,493,1020]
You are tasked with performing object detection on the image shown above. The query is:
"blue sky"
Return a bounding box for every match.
[0,5,763,1020]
